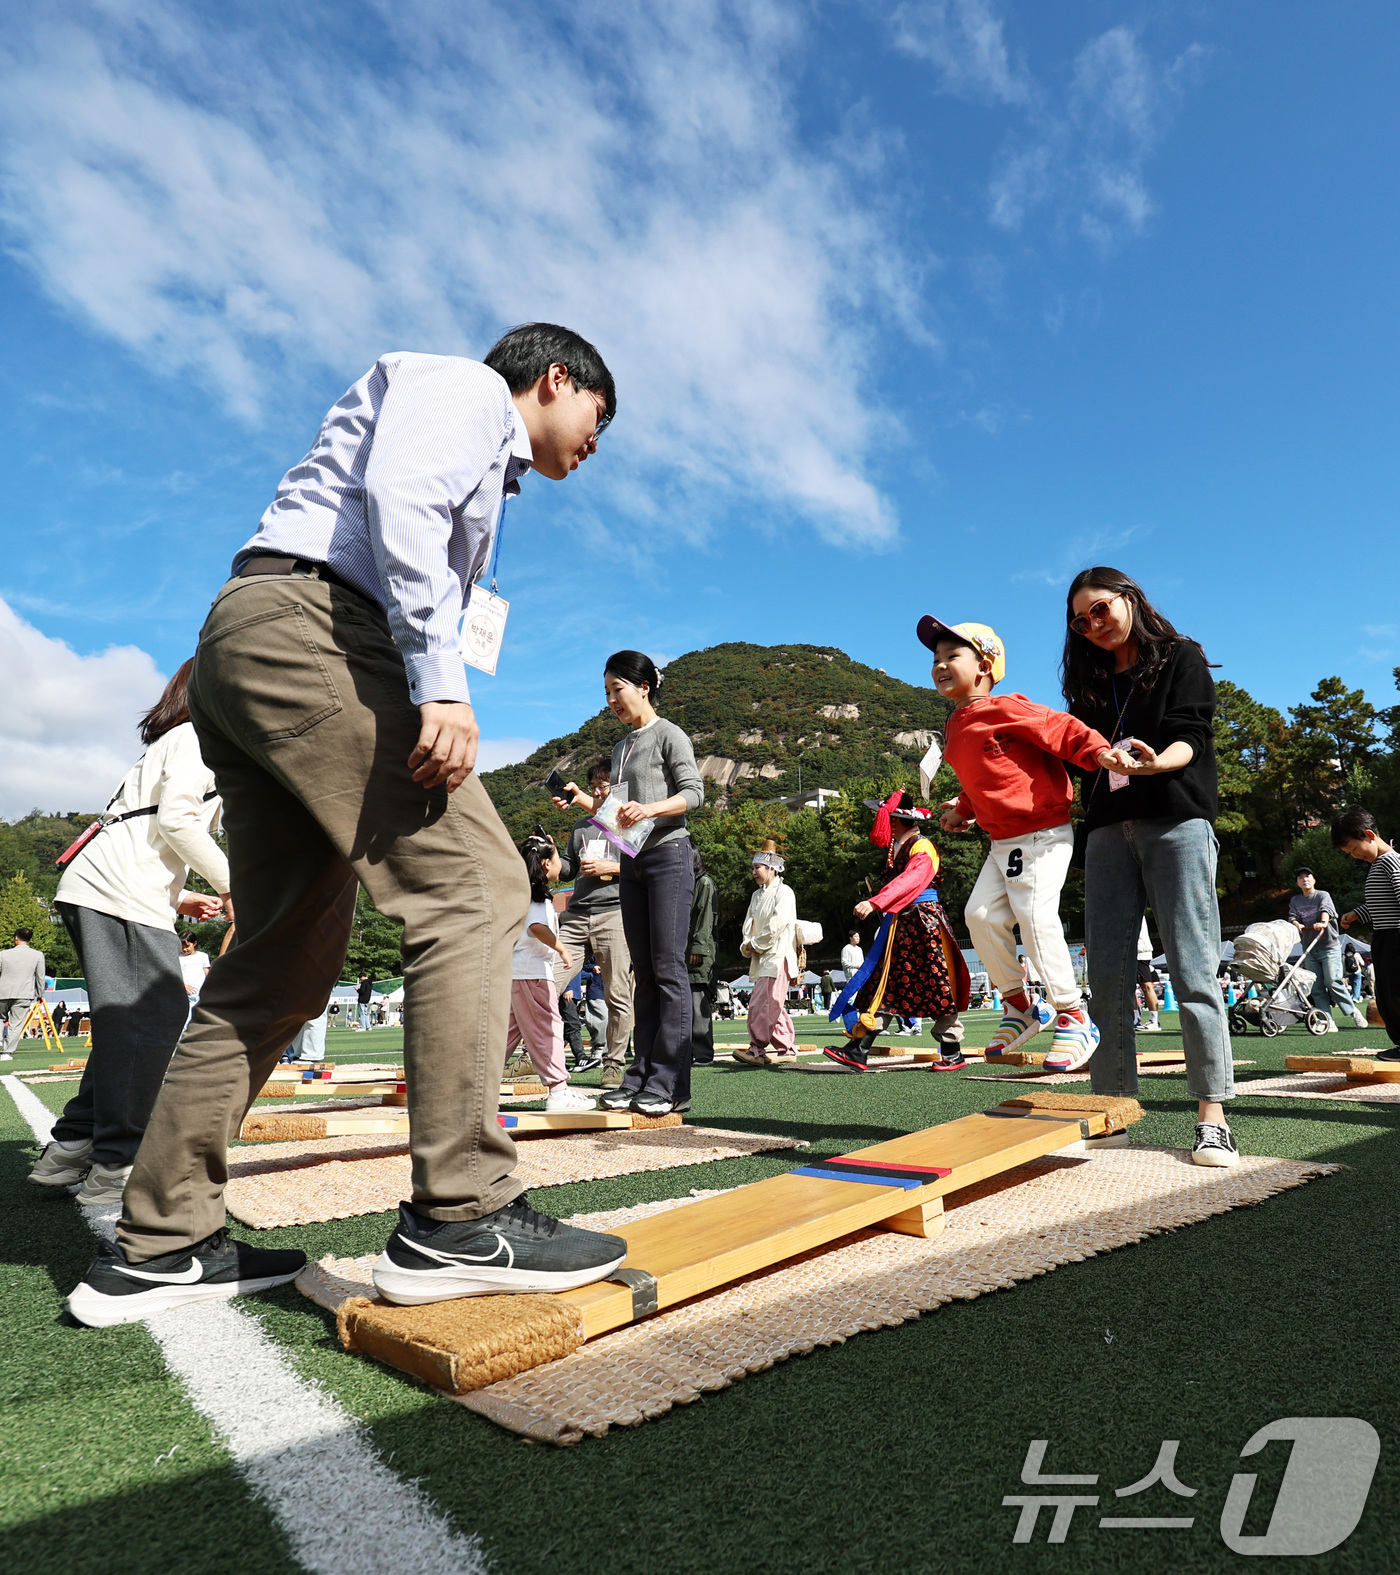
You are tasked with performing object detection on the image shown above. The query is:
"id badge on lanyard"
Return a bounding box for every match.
[1107,675,1137,791]
[459,496,511,676]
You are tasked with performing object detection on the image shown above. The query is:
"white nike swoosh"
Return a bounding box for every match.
[111,1261,205,1284]
[411,1234,514,1271]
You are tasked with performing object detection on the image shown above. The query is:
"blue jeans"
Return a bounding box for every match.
[1085,817,1233,1103]
[1305,941,1355,1017]
[619,838,695,1104]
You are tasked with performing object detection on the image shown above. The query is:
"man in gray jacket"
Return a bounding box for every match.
[554,759,633,1088]
[0,928,47,1059]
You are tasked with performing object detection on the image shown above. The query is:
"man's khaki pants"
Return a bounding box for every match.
[119,574,529,1261]
[553,905,633,1072]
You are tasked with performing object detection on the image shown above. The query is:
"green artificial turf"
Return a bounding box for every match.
[4,1013,1397,1574]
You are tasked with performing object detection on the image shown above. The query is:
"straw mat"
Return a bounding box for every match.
[304,1145,1333,1444]
[1235,1072,1400,1105]
[225,1125,804,1229]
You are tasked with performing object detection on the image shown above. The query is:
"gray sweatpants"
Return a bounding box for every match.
[52,903,189,1167]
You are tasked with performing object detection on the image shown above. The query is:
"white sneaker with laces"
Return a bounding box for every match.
[544,1087,599,1113]
[74,1162,133,1206]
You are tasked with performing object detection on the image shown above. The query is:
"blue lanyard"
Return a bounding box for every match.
[1109,673,1136,740]
[481,495,510,595]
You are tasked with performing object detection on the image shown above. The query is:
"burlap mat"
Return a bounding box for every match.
[307,1145,1333,1443]
[226,1125,804,1229]
[1236,1072,1400,1104]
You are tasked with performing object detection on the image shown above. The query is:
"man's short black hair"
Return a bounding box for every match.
[1332,806,1379,847]
[484,323,616,430]
[588,758,612,784]
[14,927,32,943]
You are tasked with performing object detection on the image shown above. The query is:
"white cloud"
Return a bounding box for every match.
[1010,524,1150,587]
[0,599,165,819]
[476,738,541,774]
[988,27,1206,245]
[890,0,1030,105]
[0,1,920,546]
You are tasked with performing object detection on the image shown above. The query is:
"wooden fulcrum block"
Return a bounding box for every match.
[1285,1054,1400,1083]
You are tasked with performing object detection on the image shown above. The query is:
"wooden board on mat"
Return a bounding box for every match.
[255,1081,403,1099]
[556,1106,1108,1339]
[265,1065,404,1084]
[239,1108,676,1141]
[1285,1054,1400,1083]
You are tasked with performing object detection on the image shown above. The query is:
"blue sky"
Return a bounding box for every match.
[2,0,1398,815]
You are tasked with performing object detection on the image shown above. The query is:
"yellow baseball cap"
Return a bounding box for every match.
[916,615,1007,683]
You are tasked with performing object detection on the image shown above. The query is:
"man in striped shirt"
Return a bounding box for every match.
[1335,806,1400,1060]
[70,325,631,1327]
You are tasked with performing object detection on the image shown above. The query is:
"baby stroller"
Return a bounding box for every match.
[1227,919,1333,1038]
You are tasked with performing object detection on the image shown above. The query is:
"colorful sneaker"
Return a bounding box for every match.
[1043,1011,1100,1073]
[1191,1122,1239,1167]
[985,999,1053,1056]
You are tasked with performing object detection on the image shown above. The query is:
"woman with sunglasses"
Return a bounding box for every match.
[1062,567,1238,1166]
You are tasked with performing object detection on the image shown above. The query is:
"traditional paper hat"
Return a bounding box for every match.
[752,839,786,872]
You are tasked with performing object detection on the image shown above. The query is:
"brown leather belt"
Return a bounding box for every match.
[238,555,360,596]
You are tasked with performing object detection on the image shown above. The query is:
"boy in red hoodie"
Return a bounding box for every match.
[920,615,1133,1072]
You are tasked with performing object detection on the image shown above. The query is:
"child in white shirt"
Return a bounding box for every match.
[508,837,597,1111]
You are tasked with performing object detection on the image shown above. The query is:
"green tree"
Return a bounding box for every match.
[1288,676,1377,825]
[342,888,404,981]
[0,873,56,955]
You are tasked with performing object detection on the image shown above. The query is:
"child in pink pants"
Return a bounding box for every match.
[508,837,597,1113]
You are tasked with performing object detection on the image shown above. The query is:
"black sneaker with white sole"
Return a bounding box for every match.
[68,1229,306,1328]
[1374,1048,1400,1063]
[1191,1122,1240,1167]
[372,1196,627,1305]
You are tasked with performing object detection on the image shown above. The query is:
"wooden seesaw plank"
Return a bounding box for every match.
[265,1065,405,1083]
[555,1107,1107,1339]
[240,1107,678,1141]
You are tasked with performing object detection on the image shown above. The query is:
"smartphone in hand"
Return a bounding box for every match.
[545,769,569,797]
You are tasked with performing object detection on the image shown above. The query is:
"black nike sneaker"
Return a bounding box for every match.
[67,1229,306,1328]
[372,1196,628,1305]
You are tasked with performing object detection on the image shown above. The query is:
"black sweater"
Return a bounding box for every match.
[1070,642,1218,831]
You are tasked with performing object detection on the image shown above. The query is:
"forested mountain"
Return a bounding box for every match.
[482,641,952,844]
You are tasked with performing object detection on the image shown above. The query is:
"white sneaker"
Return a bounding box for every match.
[544,1087,599,1113]
[28,1137,93,1188]
[1353,1012,1370,1029]
[74,1162,133,1206]
[1325,1020,1339,1034]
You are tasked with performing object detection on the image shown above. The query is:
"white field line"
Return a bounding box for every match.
[4,1075,488,1575]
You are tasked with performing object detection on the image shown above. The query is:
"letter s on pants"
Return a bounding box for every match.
[1220,1418,1379,1555]
[1006,848,1023,878]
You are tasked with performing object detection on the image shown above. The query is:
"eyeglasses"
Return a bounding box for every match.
[562,364,611,439]
[1068,592,1126,636]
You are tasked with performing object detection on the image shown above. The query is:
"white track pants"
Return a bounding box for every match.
[964,823,1080,1013]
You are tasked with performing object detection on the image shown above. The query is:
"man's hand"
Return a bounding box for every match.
[410,701,479,792]
[580,857,621,879]
[177,893,223,920]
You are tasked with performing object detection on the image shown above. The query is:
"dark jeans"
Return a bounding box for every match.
[690,983,715,1063]
[618,838,695,1103]
[559,993,584,1059]
[53,902,190,1167]
[1371,930,1400,1045]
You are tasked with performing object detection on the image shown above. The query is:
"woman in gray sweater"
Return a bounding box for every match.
[558,651,703,1114]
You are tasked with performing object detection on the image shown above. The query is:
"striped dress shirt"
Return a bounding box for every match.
[233,353,533,705]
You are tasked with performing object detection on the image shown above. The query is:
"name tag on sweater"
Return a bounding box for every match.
[460,586,509,675]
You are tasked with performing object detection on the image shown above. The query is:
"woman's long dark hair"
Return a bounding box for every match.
[1060,568,1209,710]
[139,658,195,745]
